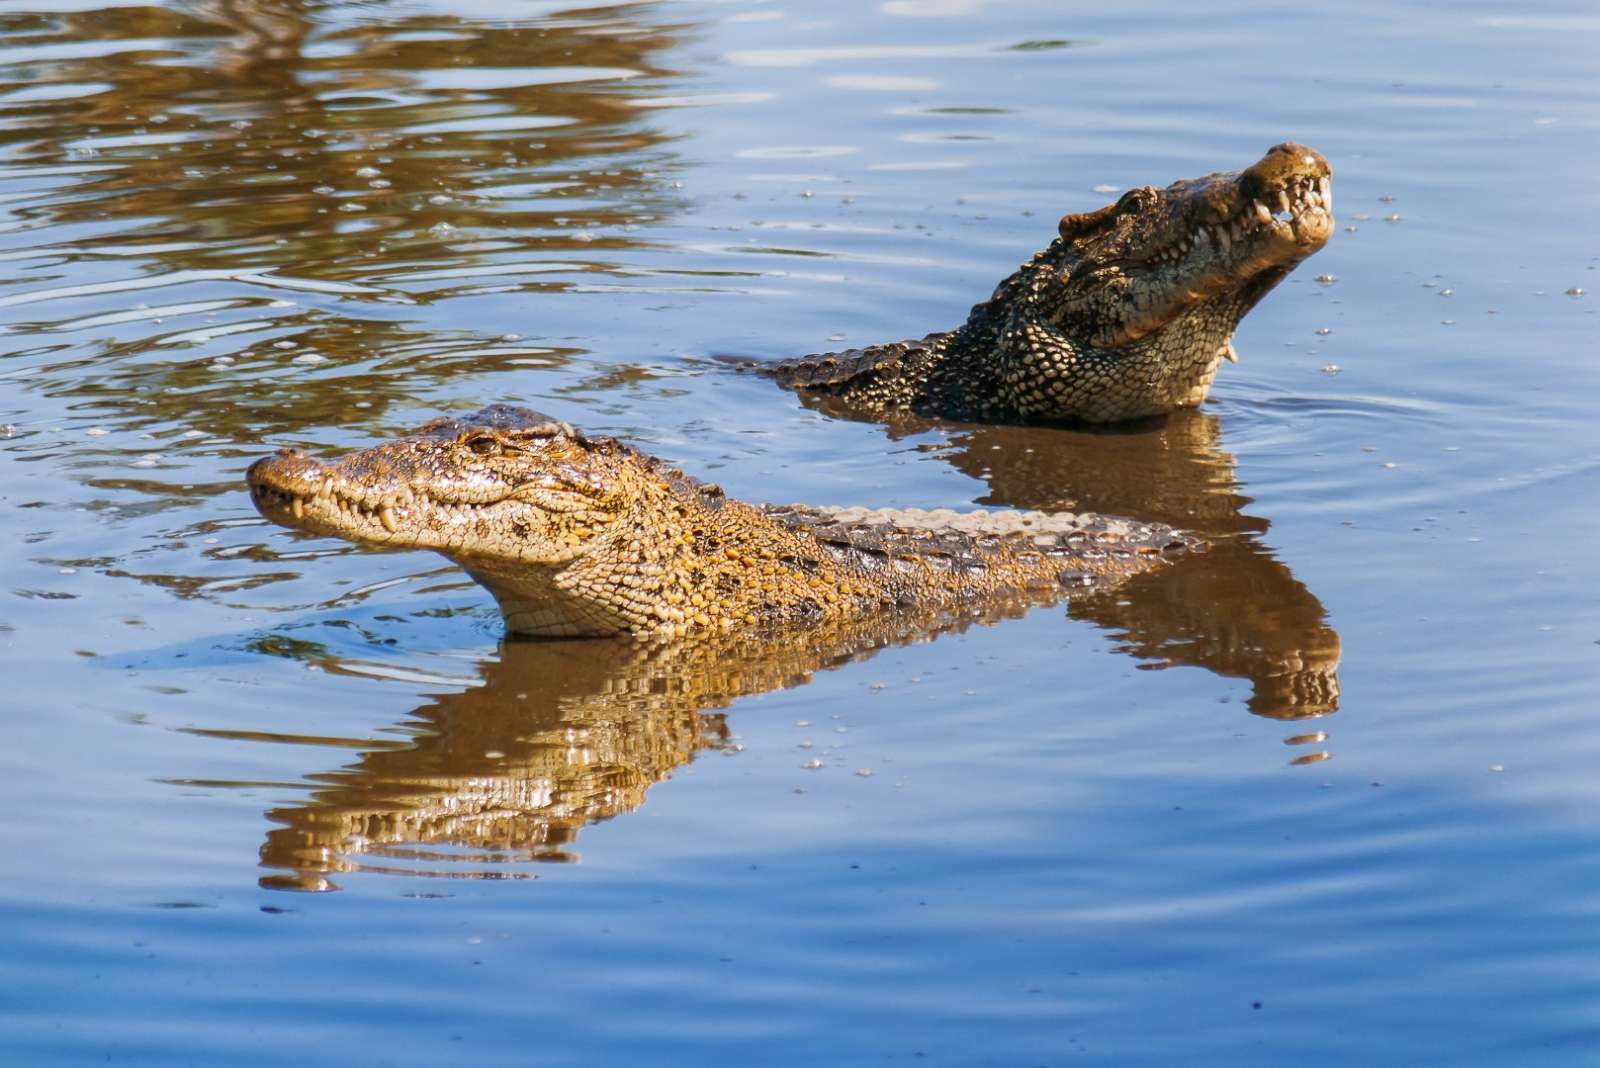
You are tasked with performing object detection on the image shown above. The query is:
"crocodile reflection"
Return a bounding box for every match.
[800,395,1341,730]
[255,598,1054,891]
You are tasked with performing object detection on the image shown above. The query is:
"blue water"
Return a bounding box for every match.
[2,0,1599,1063]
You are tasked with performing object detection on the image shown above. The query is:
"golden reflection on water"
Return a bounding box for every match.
[230,599,1051,891]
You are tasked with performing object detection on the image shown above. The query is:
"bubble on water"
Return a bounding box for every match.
[355,166,381,178]
[292,353,328,365]
[1314,274,1336,284]
[802,759,823,770]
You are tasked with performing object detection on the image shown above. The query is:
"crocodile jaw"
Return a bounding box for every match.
[246,407,616,565]
[1054,142,1334,350]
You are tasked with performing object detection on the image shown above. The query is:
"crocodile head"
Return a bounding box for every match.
[248,405,682,635]
[247,405,629,565]
[1047,141,1333,352]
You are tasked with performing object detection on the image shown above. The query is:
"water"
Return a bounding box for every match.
[2,0,1599,1063]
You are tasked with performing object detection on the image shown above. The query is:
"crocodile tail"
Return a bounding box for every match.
[743,334,943,390]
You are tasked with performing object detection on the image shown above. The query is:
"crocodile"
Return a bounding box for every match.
[751,142,1333,424]
[247,405,1193,639]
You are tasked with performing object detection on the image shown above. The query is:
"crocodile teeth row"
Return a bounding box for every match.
[263,482,497,533]
[1152,174,1332,266]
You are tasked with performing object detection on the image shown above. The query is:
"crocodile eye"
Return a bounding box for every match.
[1116,187,1158,214]
[464,434,501,457]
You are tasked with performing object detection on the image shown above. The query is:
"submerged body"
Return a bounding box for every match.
[247,406,1193,639]
[759,142,1333,423]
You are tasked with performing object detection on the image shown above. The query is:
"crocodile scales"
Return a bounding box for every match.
[248,406,1194,639]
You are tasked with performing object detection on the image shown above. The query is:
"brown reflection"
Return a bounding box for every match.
[803,395,1341,737]
[1,1,686,272]
[0,1,689,435]
[245,597,1054,891]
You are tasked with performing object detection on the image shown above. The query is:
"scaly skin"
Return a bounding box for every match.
[247,406,1193,639]
[758,142,1334,423]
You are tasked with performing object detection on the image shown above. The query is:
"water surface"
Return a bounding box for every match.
[3,1,1599,1063]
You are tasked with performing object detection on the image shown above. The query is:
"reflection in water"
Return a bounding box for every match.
[228,598,1054,891]
[0,0,687,437]
[803,395,1342,736]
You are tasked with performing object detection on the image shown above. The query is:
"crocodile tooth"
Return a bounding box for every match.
[1276,189,1292,215]
[1306,190,1321,209]
[1216,228,1231,253]
[1253,200,1272,225]
[291,495,304,520]
[378,504,398,534]
[1319,176,1332,212]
